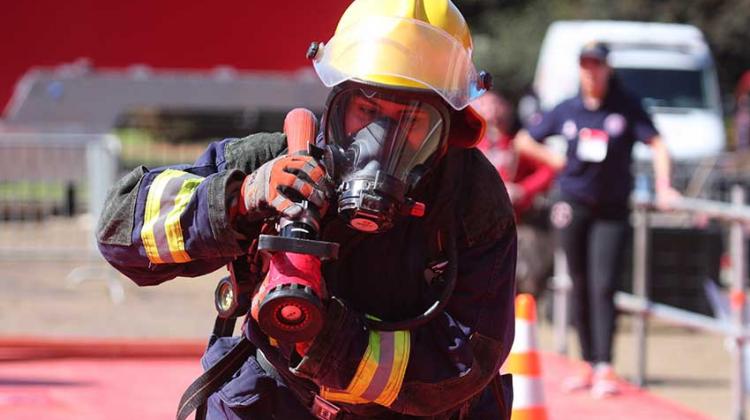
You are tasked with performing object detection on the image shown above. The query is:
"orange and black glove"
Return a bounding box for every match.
[238,154,331,221]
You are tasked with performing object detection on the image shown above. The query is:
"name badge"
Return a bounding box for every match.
[576,128,609,162]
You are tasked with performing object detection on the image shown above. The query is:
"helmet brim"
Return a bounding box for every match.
[312,15,486,111]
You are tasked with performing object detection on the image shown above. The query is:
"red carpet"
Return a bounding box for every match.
[0,339,711,419]
[542,353,710,420]
[0,357,201,419]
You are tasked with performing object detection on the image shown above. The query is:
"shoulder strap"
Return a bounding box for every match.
[420,148,467,259]
[491,373,512,420]
[176,336,257,420]
[178,246,265,419]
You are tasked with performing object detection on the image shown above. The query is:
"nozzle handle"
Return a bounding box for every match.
[284,108,318,154]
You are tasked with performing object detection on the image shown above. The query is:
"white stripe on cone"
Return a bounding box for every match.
[511,376,545,408]
[511,319,538,353]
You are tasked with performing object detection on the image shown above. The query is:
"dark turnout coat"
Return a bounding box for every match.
[96,131,517,419]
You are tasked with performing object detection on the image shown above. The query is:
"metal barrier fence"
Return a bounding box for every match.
[0,133,120,260]
[551,186,750,420]
[0,133,124,302]
[0,132,214,303]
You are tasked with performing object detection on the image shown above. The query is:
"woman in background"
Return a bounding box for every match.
[514,42,680,398]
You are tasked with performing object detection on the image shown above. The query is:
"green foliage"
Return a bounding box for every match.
[457,0,750,101]
[0,181,65,203]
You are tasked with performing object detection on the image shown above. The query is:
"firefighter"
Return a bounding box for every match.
[97,0,516,418]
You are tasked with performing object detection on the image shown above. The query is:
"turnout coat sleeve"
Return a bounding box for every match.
[96,133,287,285]
[290,149,517,416]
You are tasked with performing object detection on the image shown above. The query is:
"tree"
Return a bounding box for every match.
[459,0,750,103]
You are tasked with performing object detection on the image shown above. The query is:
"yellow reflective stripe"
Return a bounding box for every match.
[140,169,204,264]
[377,330,410,406]
[319,329,411,407]
[141,170,182,263]
[164,177,202,263]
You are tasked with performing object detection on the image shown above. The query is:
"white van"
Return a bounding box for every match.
[533,20,725,161]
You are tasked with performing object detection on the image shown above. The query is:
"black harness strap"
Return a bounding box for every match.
[179,243,265,420]
[176,335,256,420]
[211,315,239,344]
[191,316,242,420]
[491,373,510,420]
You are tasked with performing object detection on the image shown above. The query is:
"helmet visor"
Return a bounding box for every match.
[313,15,485,110]
[326,86,448,184]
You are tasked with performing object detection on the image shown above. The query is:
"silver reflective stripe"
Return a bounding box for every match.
[360,331,395,401]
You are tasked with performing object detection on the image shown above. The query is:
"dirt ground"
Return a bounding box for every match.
[0,218,745,419]
[0,259,220,338]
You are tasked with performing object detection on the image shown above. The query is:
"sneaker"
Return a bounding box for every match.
[562,364,593,393]
[590,364,620,399]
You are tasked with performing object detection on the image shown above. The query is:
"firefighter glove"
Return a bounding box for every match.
[239,154,331,220]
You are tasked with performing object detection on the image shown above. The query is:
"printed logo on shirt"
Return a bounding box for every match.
[604,113,626,137]
[576,128,609,162]
[550,201,573,229]
[562,120,578,139]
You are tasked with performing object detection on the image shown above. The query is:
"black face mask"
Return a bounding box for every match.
[320,84,451,233]
[326,119,418,233]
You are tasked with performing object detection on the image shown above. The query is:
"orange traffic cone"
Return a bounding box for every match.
[503,293,548,420]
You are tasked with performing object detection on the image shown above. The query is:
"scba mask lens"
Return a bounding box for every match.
[324,87,449,232]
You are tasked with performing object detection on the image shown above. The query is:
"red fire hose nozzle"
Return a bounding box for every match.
[256,108,338,343]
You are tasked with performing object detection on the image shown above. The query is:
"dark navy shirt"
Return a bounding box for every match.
[527,85,658,207]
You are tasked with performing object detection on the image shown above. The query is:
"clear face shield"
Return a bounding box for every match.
[322,84,450,232]
[311,14,488,111]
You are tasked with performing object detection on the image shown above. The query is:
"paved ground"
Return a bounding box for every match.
[0,351,710,420]
[0,217,744,418]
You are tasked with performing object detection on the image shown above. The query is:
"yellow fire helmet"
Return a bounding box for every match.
[308,0,492,111]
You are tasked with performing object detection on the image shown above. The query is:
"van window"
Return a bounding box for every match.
[614,68,708,110]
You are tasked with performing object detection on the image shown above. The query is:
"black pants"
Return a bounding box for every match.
[553,198,629,364]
